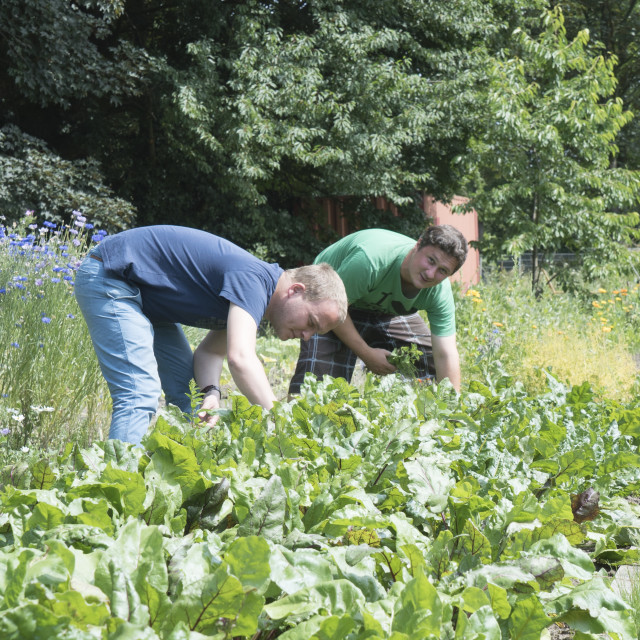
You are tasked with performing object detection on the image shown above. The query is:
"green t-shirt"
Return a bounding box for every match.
[315,229,456,337]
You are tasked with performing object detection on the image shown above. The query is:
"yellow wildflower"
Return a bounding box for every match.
[493,322,503,327]
[598,288,607,293]
[602,326,612,332]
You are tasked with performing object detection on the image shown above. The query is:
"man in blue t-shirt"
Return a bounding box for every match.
[75,226,347,445]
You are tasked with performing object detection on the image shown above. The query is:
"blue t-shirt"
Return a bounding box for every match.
[98,226,283,329]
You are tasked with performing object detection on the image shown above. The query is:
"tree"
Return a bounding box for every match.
[550,0,640,170]
[460,8,640,294]
[1,0,541,263]
[0,0,145,229]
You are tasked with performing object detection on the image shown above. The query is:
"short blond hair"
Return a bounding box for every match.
[285,263,348,323]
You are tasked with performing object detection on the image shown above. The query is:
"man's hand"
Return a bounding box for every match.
[198,391,221,427]
[362,347,397,375]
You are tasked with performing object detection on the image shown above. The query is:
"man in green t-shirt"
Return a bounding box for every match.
[288,225,468,394]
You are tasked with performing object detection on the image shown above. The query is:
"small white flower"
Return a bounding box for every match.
[30,405,55,413]
[21,446,29,453]
[11,413,25,422]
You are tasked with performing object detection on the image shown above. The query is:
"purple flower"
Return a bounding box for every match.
[0,428,9,436]
[42,317,51,324]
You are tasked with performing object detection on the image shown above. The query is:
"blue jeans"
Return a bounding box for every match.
[74,249,194,444]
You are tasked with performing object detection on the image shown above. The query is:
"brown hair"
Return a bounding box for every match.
[285,262,348,323]
[418,225,468,273]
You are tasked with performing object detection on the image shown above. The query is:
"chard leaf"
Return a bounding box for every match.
[30,461,56,490]
[269,546,335,593]
[162,566,262,636]
[264,579,365,622]
[101,466,146,517]
[391,570,442,636]
[402,457,453,515]
[237,474,286,542]
[224,535,270,591]
[549,575,636,638]
[507,594,551,640]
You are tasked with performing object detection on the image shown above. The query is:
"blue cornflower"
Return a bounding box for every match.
[51,278,60,283]
[67,313,75,319]
[15,283,25,290]
[0,428,9,436]
[43,220,57,229]
[63,276,73,281]
[85,223,94,229]
[0,288,5,294]
[11,342,19,348]
[41,316,51,324]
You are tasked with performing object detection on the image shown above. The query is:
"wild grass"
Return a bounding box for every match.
[0,212,110,457]
[456,269,640,401]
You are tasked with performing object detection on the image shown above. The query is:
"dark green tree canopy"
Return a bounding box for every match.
[2,0,638,279]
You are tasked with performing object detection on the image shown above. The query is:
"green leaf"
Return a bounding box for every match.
[224,535,271,591]
[163,565,261,636]
[101,466,146,517]
[550,575,636,638]
[507,595,551,640]
[403,457,453,514]
[264,579,365,622]
[392,570,442,635]
[237,475,286,542]
[30,460,56,490]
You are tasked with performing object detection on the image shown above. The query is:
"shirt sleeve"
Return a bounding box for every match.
[422,280,457,336]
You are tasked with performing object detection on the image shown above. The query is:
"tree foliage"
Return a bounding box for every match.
[0,0,538,264]
[460,8,640,294]
[3,0,639,275]
[551,0,640,170]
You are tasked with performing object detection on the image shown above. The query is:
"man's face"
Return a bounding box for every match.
[271,287,341,341]
[402,244,459,293]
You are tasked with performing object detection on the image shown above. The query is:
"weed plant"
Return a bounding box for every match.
[0,211,110,457]
[456,269,640,401]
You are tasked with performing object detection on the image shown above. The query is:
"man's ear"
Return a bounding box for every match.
[288,282,306,296]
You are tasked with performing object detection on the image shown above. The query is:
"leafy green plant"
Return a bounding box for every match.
[1,371,639,638]
[386,343,423,378]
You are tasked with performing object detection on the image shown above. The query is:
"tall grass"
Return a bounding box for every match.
[0,212,110,457]
[456,269,640,400]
